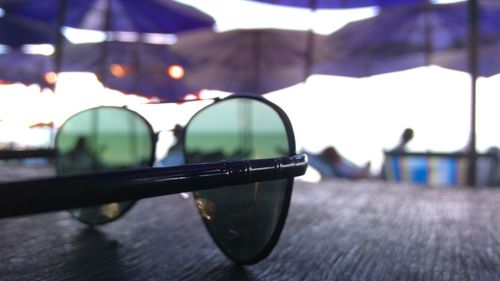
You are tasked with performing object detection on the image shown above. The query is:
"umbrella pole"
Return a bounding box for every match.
[133,39,144,94]
[54,0,68,82]
[251,31,262,93]
[466,0,478,187]
[100,0,112,84]
[423,3,433,65]
[304,30,315,79]
[304,0,318,80]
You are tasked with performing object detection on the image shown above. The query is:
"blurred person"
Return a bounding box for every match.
[156,124,185,167]
[155,124,191,199]
[305,146,371,180]
[58,136,101,174]
[393,128,414,152]
[320,146,371,179]
[379,127,414,179]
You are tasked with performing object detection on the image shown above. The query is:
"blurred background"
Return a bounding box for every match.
[0,0,497,183]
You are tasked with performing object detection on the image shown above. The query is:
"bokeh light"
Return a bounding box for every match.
[167,65,185,80]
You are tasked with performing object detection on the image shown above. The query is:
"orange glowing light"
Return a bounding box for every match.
[167,65,184,80]
[44,72,58,84]
[110,64,128,78]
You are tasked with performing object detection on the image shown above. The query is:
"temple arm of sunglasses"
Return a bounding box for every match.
[0,154,307,219]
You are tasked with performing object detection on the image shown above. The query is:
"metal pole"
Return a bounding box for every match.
[423,3,433,66]
[303,0,318,79]
[54,0,67,81]
[466,0,478,186]
[251,30,262,93]
[100,0,112,84]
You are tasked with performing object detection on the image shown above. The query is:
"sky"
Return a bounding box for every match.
[176,0,378,34]
[175,0,465,33]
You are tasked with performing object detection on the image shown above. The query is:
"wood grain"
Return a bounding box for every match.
[2,179,500,280]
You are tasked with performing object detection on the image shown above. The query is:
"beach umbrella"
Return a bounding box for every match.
[433,41,500,78]
[245,0,423,78]
[171,28,324,94]
[313,1,500,76]
[245,0,422,9]
[0,41,194,100]
[61,41,194,101]
[0,13,54,47]
[0,0,215,88]
[0,50,53,86]
[0,0,214,33]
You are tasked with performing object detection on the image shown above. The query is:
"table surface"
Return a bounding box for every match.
[2,177,500,281]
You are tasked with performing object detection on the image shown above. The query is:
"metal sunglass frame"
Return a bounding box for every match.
[0,95,308,264]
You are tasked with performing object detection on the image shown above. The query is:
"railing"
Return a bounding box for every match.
[0,149,56,160]
[383,151,498,187]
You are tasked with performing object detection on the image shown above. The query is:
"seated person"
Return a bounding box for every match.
[305,146,371,180]
[379,128,414,179]
[156,124,185,167]
[393,128,414,152]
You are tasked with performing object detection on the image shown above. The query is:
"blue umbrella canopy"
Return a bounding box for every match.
[246,0,422,9]
[313,1,500,77]
[245,0,423,78]
[0,0,213,99]
[61,41,194,101]
[0,50,52,86]
[171,28,321,94]
[0,41,194,100]
[0,10,54,47]
[0,0,214,33]
[434,41,500,77]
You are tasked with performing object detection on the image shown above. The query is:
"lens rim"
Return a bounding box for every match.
[183,95,296,264]
[55,106,157,224]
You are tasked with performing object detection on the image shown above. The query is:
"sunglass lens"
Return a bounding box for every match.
[184,97,294,264]
[55,107,155,224]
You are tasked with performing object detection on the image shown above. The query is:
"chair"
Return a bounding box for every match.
[383,151,498,187]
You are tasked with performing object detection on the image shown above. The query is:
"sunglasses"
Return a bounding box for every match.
[0,95,307,264]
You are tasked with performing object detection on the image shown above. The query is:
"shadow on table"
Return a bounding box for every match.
[57,224,260,281]
[59,227,131,281]
[200,263,258,281]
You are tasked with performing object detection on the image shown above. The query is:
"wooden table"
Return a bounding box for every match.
[2,179,500,280]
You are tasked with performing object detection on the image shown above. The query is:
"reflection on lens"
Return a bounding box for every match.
[184,97,294,264]
[56,107,155,224]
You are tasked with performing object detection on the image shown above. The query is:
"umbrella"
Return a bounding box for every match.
[0,50,53,86]
[246,0,424,9]
[246,0,422,9]
[61,41,194,100]
[313,1,500,77]
[171,28,324,94]
[0,12,54,47]
[0,0,215,90]
[0,41,194,100]
[246,0,422,78]
[0,0,214,33]
[433,41,500,77]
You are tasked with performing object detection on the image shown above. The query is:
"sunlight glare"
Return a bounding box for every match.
[22,44,54,56]
[63,27,107,43]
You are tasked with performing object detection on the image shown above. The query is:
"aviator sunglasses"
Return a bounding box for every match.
[0,95,307,264]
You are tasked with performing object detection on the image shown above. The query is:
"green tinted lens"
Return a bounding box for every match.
[184,97,294,264]
[56,107,155,224]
